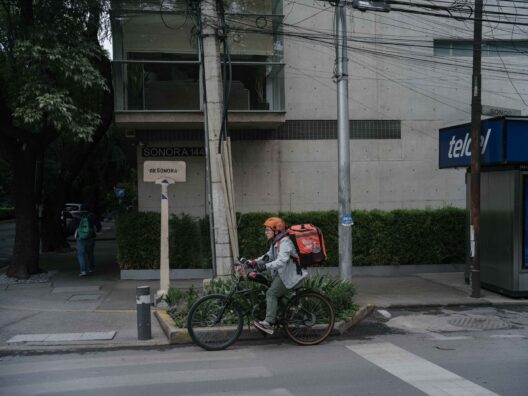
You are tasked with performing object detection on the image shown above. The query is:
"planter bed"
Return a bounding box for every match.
[154,304,374,345]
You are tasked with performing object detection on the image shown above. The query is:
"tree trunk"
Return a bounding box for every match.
[7,144,40,278]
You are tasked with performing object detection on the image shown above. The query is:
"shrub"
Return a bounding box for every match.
[116,208,466,269]
[170,214,211,269]
[116,212,212,269]
[167,273,356,326]
[237,208,466,266]
[116,211,160,269]
[0,207,15,221]
[166,286,199,327]
[303,275,357,321]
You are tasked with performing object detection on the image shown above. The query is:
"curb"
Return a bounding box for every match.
[335,304,375,334]
[0,339,171,356]
[154,310,193,344]
[155,304,375,345]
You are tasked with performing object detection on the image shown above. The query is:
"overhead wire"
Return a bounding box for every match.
[224,18,528,77]
[158,0,528,115]
[490,0,528,105]
[217,4,524,112]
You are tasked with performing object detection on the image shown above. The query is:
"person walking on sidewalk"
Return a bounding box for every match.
[244,217,308,335]
[71,206,102,276]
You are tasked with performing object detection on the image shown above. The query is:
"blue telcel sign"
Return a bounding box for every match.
[440,117,528,169]
[506,120,528,163]
[439,118,504,169]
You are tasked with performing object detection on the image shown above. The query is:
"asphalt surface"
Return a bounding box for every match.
[1,219,527,355]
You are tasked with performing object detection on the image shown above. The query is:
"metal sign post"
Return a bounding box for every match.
[156,177,174,301]
[143,161,186,306]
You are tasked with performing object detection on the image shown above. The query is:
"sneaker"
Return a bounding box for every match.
[253,320,274,335]
[79,272,87,277]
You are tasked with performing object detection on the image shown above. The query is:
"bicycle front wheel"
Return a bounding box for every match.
[187,294,244,351]
[283,291,335,346]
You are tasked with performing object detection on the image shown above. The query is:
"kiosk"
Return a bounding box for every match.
[439,117,528,297]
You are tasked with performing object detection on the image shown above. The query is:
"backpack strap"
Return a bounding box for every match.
[276,234,302,275]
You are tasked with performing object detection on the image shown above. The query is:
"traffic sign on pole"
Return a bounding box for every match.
[143,161,186,306]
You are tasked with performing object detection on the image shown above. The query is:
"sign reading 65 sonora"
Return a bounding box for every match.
[143,161,186,182]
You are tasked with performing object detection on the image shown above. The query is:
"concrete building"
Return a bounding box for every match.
[111,0,528,217]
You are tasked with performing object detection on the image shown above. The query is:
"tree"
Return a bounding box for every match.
[0,0,112,278]
[40,125,133,253]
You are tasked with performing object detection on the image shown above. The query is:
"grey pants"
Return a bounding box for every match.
[265,276,288,323]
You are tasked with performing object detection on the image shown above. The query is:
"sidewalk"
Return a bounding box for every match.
[0,222,526,353]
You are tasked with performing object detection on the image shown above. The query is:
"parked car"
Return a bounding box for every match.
[61,203,87,236]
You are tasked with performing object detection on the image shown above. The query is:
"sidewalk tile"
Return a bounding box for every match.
[7,334,49,343]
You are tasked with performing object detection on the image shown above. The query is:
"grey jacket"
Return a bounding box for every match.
[256,233,308,289]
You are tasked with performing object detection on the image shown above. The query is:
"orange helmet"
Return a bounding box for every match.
[263,217,286,233]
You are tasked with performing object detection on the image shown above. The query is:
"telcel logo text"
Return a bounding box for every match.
[448,129,491,159]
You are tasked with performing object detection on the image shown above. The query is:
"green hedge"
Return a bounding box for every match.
[116,208,466,269]
[116,212,211,269]
[0,207,14,221]
[238,208,466,266]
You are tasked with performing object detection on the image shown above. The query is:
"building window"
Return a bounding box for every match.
[111,0,284,111]
[434,40,528,57]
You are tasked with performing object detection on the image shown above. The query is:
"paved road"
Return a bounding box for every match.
[1,305,527,396]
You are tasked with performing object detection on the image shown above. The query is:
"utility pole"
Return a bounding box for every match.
[200,0,232,277]
[335,0,353,281]
[469,0,483,298]
[332,0,390,281]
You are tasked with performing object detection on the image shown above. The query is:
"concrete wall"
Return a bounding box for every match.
[137,141,207,215]
[134,1,527,216]
[137,131,465,216]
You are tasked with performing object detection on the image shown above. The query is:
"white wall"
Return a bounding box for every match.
[135,1,527,216]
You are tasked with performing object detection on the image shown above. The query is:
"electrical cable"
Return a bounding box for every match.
[160,0,528,116]
[159,0,189,31]
[491,1,528,105]
[217,0,233,154]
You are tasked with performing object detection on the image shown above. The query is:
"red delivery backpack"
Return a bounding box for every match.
[287,224,327,272]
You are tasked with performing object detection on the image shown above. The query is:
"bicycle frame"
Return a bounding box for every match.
[229,262,313,327]
[187,261,336,350]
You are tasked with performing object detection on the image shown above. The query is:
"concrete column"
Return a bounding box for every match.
[200,0,232,277]
[336,1,353,281]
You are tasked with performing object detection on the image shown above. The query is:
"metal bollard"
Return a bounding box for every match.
[136,286,152,340]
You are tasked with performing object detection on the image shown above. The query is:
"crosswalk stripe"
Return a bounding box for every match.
[0,349,255,377]
[1,366,272,395]
[181,389,294,396]
[429,335,473,341]
[347,342,499,396]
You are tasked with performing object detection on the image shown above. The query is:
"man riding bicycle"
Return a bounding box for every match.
[243,217,308,335]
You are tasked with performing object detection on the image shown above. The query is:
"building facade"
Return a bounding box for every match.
[111,0,528,217]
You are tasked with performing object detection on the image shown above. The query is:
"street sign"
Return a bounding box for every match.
[143,161,186,182]
[482,105,521,117]
[142,160,186,305]
[114,188,125,198]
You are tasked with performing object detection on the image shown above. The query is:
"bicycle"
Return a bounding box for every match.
[186,260,335,351]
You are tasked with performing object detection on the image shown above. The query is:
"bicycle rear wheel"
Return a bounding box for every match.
[187,294,243,351]
[283,291,335,346]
